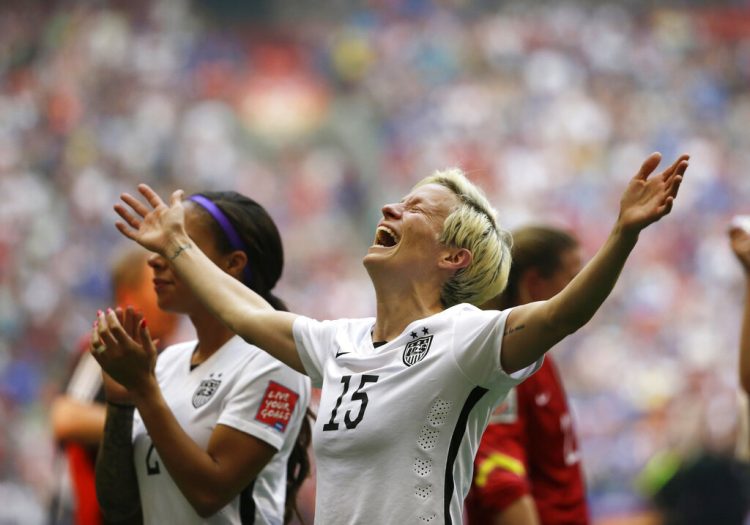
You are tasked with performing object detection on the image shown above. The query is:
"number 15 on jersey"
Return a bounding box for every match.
[322,375,379,431]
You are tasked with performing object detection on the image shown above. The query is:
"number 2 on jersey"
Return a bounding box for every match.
[146,443,161,475]
[322,374,379,431]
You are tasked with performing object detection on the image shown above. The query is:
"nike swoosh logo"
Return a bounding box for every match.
[535,392,550,406]
[335,351,350,358]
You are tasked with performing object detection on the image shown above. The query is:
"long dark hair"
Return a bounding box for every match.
[191,191,312,523]
[495,225,578,310]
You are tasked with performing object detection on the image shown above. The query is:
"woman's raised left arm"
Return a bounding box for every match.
[500,152,689,373]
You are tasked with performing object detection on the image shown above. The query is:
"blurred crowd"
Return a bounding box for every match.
[1,0,750,521]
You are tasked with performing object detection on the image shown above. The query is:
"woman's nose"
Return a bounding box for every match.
[381,202,402,219]
[147,253,166,269]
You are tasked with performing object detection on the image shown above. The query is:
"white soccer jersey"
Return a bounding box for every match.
[132,336,311,525]
[293,303,541,525]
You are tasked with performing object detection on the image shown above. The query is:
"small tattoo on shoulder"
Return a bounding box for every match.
[169,244,192,260]
[503,324,526,336]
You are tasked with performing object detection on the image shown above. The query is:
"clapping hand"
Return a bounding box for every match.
[617,153,689,236]
[90,306,158,398]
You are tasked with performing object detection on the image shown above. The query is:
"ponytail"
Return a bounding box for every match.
[284,408,314,524]
[263,292,288,313]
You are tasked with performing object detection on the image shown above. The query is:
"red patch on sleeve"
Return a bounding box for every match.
[255,381,300,433]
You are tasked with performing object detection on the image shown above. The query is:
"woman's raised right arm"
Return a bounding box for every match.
[114,185,303,372]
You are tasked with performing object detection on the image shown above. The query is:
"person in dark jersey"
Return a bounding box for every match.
[466,225,589,525]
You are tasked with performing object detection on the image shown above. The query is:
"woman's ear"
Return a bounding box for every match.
[225,250,249,281]
[438,247,472,272]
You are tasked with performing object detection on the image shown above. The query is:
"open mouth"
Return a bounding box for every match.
[374,226,400,248]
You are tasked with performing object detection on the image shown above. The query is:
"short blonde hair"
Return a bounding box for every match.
[415,168,512,307]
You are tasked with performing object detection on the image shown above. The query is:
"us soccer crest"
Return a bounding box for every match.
[403,334,433,367]
[192,374,222,408]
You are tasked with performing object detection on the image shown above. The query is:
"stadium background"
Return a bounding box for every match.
[1,0,749,522]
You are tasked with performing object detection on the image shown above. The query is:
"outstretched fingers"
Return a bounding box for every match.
[666,172,684,200]
[113,199,144,242]
[170,189,185,208]
[657,196,675,217]
[634,152,663,181]
[121,192,152,218]
[114,220,138,242]
[138,183,168,209]
[660,156,688,203]
[656,169,684,217]
[661,154,690,182]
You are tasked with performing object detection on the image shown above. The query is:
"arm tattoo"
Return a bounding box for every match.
[95,404,143,524]
[503,324,526,336]
[168,243,192,261]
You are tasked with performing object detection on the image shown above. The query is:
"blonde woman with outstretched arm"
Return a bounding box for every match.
[112,152,687,525]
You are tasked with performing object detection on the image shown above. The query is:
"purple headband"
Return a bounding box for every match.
[188,195,253,285]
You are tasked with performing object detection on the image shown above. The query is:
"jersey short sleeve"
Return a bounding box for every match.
[217,360,309,451]
[293,316,349,388]
[452,306,542,388]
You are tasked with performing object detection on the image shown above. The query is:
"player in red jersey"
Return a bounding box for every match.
[466,225,589,525]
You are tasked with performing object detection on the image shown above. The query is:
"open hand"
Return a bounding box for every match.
[730,224,750,274]
[115,184,188,257]
[90,306,158,396]
[617,153,689,235]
